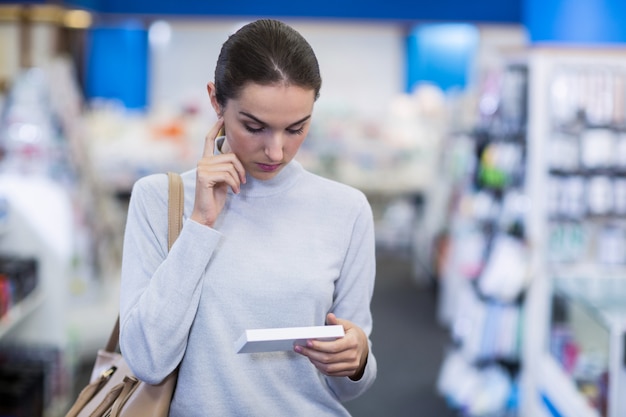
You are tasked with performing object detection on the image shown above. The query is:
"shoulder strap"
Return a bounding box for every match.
[167,172,184,250]
[105,172,184,353]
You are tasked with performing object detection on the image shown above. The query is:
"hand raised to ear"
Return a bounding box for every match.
[190,118,246,227]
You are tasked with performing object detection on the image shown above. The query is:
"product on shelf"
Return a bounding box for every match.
[0,255,38,319]
[550,287,611,417]
[437,62,529,417]
[547,63,626,267]
[0,362,45,417]
[0,344,67,415]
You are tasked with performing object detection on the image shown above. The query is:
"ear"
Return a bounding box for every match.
[207,82,223,117]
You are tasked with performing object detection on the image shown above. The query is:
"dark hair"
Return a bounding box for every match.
[214,19,322,107]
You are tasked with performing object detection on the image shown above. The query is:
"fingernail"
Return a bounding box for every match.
[294,345,302,353]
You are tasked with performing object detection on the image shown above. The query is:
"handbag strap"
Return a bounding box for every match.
[105,172,184,353]
[167,172,184,251]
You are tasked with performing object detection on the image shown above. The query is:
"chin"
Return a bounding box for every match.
[251,171,279,180]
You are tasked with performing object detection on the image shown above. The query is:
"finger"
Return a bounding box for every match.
[298,347,359,376]
[202,118,225,158]
[326,313,350,332]
[214,172,242,194]
[217,153,247,184]
[298,334,349,355]
[201,153,247,186]
[308,359,354,377]
[198,160,243,192]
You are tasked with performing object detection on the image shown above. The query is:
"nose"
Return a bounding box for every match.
[264,133,284,162]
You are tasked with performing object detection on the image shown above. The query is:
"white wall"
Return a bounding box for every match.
[148,18,406,121]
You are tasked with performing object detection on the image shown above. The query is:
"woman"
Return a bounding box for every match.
[119,19,377,416]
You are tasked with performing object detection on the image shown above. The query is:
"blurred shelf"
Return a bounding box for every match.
[0,288,45,340]
[540,354,601,417]
[551,265,626,282]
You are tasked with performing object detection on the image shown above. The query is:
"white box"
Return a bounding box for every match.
[235,325,345,354]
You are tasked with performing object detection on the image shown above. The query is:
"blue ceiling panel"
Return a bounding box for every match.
[524,0,626,44]
[60,0,522,23]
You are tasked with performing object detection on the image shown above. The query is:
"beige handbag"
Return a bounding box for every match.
[66,172,184,417]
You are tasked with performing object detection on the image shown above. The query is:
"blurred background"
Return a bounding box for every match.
[2,1,626,416]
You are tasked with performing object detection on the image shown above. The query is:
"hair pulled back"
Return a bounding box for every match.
[214,19,322,107]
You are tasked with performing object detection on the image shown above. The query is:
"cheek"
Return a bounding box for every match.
[227,133,256,158]
[287,136,307,154]
[287,140,303,154]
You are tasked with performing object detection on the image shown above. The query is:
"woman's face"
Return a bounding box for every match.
[211,82,316,181]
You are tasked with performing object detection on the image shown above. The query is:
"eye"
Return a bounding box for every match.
[287,126,305,135]
[244,125,264,134]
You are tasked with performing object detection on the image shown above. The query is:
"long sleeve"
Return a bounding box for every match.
[326,192,378,401]
[118,173,222,384]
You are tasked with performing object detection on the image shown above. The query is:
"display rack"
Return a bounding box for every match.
[436,61,529,417]
[549,277,626,417]
[0,61,124,416]
[0,175,75,416]
[0,288,45,340]
[522,47,626,417]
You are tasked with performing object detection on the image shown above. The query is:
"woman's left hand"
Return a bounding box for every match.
[294,313,369,381]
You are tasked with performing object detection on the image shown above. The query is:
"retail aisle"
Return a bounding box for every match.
[345,250,457,417]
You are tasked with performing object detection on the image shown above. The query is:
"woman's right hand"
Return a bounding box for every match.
[190,118,246,227]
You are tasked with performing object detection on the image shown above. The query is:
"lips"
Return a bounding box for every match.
[257,163,281,172]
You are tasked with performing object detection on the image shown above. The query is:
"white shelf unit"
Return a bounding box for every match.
[551,278,626,417]
[0,288,46,340]
[0,62,124,416]
[0,159,121,417]
[521,47,626,417]
[539,353,601,417]
[0,174,77,416]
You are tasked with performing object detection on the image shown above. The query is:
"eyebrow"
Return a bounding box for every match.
[239,111,311,128]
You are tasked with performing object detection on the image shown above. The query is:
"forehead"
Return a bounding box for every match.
[227,82,315,123]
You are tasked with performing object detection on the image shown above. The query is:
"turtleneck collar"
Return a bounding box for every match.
[232,160,304,198]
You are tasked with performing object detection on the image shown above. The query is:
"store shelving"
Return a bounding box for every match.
[0,288,45,340]
[0,214,43,341]
[0,177,75,417]
[522,47,626,417]
[539,353,600,417]
[0,197,8,236]
[436,61,529,417]
[548,277,626,417]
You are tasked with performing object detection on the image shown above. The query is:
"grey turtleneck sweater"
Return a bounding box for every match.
[119,160,377,416]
